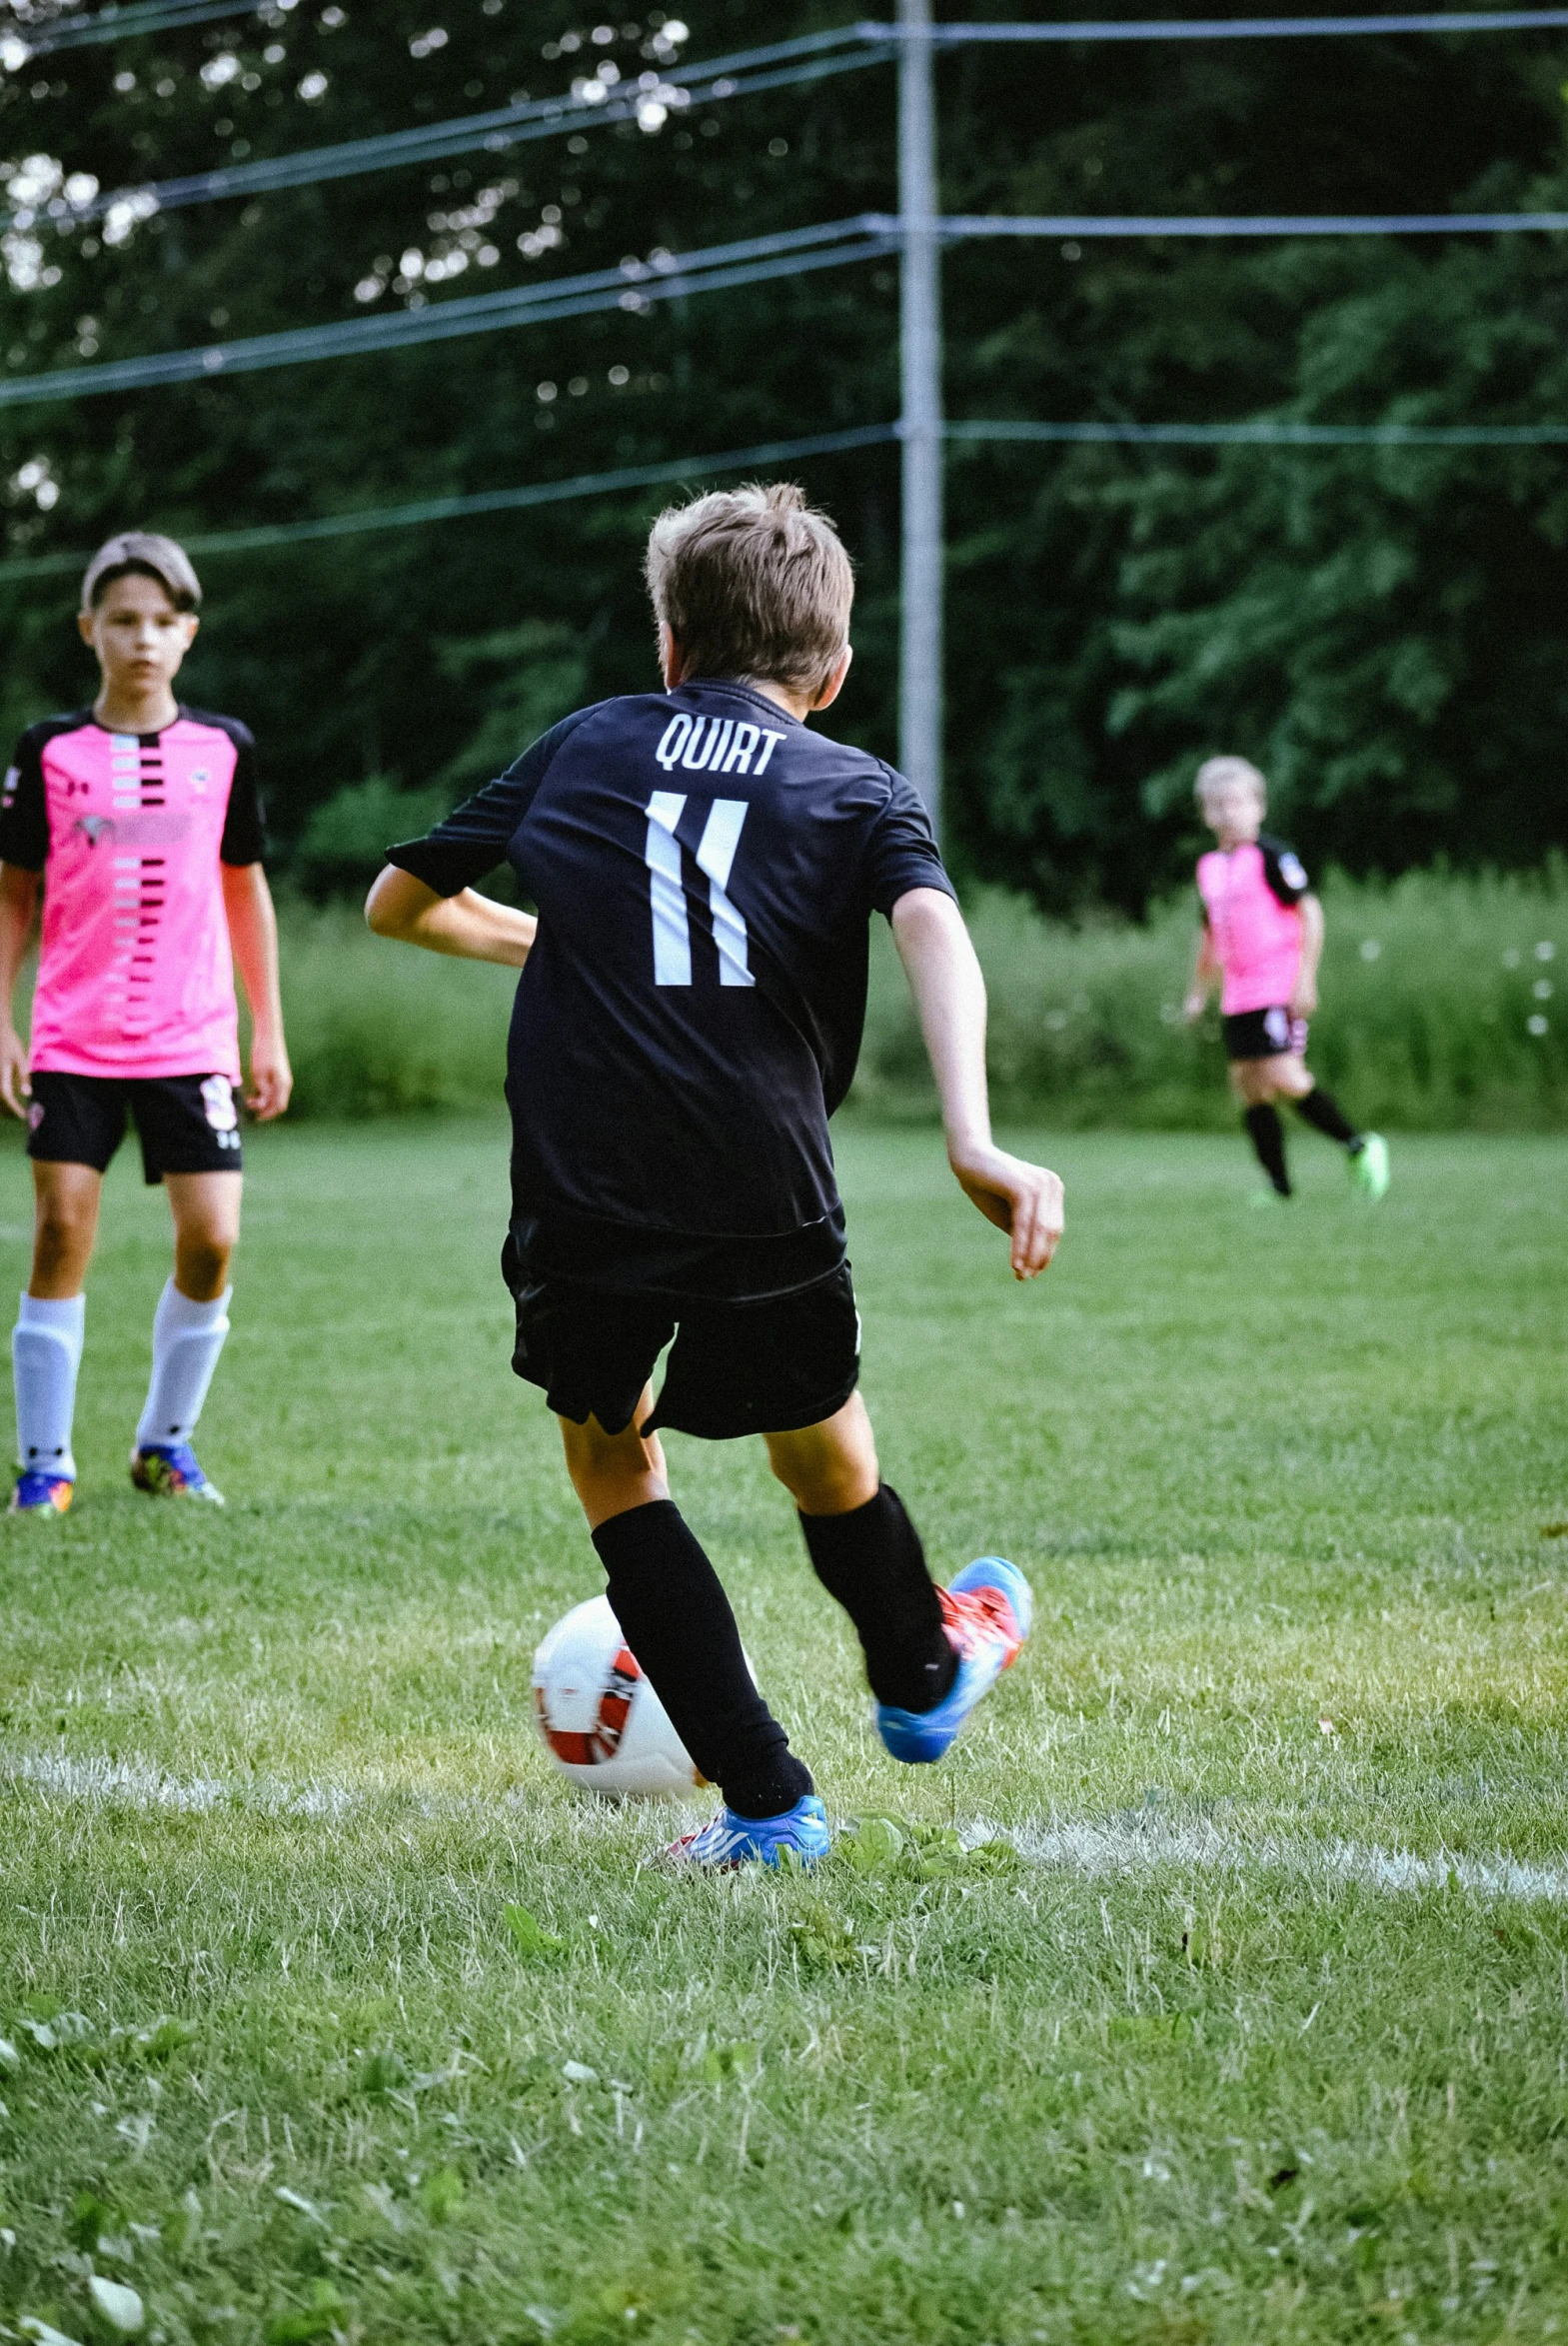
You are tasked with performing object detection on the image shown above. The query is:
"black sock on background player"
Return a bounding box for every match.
[1244,1103,1292,1195]
[592,1499,813,1820]
[797,1483,957,1713]
[1293,1086,1363,1152]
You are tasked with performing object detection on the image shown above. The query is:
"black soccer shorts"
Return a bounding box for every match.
[26,1071,244,1184]
[1222,1006,1308,1062]
[507,1259,862,1440]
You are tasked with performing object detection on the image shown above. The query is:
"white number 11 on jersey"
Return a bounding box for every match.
[645,791,755,989]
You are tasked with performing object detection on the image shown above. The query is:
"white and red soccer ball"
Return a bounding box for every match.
[532,1594,703,1799]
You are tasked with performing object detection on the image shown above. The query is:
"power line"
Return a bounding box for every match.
[7,35,895,234]
[928,9,1568,38]
[948,416,1568,443]
[0,218,899,409]
[10,12,1568,234]
[938,206,1568,235]
[5,200,1565,412]
[0,0,256,54]
[1,411,1560,587]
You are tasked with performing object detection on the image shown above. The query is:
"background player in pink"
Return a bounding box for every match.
[0,532,291,1513]
[1183,756,1389,1203]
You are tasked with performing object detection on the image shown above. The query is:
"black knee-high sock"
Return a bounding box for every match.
[1243,1103,1291,1195]
[592,1499,811,1819]
[797,1483,957,1713]
[1293,1086,1362,1151]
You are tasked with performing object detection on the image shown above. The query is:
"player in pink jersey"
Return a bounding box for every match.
[0,532,292,1514]
[1183,756,1388,1203]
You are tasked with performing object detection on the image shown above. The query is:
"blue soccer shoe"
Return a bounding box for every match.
[666,1792,830,1870]
[874,1556,1033,1764]
[9,1468,73,1518]
[130,1442,225,1504]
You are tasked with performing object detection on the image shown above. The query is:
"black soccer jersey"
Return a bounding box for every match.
[388,678,954,1296]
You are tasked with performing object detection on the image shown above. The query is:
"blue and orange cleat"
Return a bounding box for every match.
[665,1792,830,1870]
[9,1468,73,1518]
[130,1442,224,1504]
[875,1557,1032,1764]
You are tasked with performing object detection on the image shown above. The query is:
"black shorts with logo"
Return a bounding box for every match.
[505,1247,862,1440]
[1222,1006,1309,1063]
[26,1071,244,1183]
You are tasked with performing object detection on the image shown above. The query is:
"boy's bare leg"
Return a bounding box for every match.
[769,1394,955,1715]
[164,1170,242,1301]
[560,1390,809,1817]
[558,1385,668,1528]
[28,1161,103,1297]
[764,1391,878,1517]
[1228,1051,1312,1108]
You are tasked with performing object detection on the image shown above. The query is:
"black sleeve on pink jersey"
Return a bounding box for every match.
[215,721,266,866]
[387,708,595,897]
[1259,835,1310,907]
[0,725,54,873]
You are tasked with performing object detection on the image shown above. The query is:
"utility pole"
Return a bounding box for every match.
[897,0,943,839]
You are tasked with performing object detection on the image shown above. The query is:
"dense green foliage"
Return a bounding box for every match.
[0,1124,1565,2342]
[168,863,1565,1126]
[0,2,1565,906]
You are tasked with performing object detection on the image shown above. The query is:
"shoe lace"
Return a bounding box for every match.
[937,1582,1017,1658]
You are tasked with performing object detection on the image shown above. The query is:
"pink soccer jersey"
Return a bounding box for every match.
[1195,836,1311,1015]
[0,707,265,1080]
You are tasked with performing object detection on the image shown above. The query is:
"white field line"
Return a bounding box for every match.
[6,1748,1568,1903]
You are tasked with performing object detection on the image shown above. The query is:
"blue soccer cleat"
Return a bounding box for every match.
[8,1468,73,1518]
[875,1557,1033,1764]
[665,1792,830,1870]
[130,1442,225,1504]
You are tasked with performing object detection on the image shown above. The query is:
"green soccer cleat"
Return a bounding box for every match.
[1349,1133,1390,1200]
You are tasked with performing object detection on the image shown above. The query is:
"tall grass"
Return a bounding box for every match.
[275,866,1568,1128]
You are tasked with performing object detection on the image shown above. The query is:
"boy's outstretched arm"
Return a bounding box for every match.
[1290,893,1324,1018]
[365,866,537,968]
[0,863,39,1119]
[222,862,293,1121]
[890,887,1064,1280]
[1184,920,1219,1022]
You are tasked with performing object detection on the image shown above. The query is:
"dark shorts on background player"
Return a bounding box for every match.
[506,1256,861,1440]
[1222,1006,1308,1062]
[26,1071,244,1182]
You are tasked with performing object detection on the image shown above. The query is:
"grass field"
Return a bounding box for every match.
[0,1121,1565,2346]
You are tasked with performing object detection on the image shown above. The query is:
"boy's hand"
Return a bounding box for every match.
[948,1141,1064,1279]
[1182,986,1208,1024]
[0,1024,31,1120]
[246,1035,293,1122]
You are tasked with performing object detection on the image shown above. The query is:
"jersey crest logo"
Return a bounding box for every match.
[73,815,115,848]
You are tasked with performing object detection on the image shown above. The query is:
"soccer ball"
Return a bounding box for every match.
[532,1594,702,1799]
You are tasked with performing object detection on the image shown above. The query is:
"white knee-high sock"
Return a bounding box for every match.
[13,1290,86,1481]
[135,1281,232,1451]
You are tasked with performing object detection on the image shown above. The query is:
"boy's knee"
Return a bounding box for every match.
[175,1237,232,1299]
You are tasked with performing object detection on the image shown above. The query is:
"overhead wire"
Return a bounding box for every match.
[0,0,258,54]
[4,31,899,233]
[2,407,1564,587]
[6,194,1568,412]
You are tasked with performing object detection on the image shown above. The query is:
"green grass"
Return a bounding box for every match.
[0,1122,1566,2346]
[268,865,1568,1130]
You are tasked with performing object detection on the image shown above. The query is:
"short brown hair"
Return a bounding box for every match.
[81,531,202,614]
[644,482,852,694]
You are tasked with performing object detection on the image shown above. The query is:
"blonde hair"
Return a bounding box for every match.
[1194,755,1266,809]
[645,481,853,694]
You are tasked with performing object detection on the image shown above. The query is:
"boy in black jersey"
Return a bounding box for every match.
[368,484,1063,1866]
